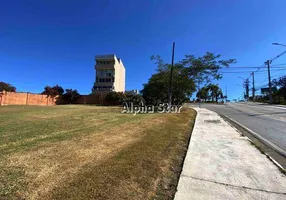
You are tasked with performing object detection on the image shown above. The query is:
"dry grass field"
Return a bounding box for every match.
[0,105,196,200]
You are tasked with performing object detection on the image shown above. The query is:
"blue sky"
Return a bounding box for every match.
[1,0,286,100]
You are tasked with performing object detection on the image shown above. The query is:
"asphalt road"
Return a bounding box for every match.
[199,102,286,154]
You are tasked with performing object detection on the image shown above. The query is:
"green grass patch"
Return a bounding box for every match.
[0,105,196,199]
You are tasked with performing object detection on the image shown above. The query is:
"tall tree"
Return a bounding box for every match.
[144,53,235,104]
[62,89,80,104]
[180,52,236,86]
[276,75,286,100]
[196,87,208,102]
[141,67,195,104]
[207,84,218,102]
[206,84,223,102]
[0,82,16,92]
[42,85,64,96]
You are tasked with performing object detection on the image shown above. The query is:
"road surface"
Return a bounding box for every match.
[199,102,286,154]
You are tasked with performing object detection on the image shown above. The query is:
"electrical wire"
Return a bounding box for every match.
[219,68,286,74]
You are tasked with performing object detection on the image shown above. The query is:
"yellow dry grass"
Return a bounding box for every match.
[7,118,155,199]
[0,105,196,200]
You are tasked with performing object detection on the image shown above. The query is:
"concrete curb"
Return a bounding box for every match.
[242,136,286,171]
[175,108,286,199]
[221,114,286,158]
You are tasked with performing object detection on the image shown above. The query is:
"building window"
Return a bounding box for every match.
[96,86,102,90]
[106,69,113,77]
[97,70,114,78]
[97,60,116,65]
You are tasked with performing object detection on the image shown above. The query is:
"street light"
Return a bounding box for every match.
[267,42,286,104]
[272,43,286,48]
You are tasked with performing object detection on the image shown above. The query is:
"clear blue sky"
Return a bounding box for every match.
[1,0,286,100]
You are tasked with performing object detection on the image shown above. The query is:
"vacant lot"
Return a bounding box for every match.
[0,105,196,200]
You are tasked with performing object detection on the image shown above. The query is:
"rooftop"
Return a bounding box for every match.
[95,54,121,63]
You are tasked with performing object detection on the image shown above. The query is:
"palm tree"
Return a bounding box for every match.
[217,89,224,102]
[206,84,223,102]
[196,87,208,102]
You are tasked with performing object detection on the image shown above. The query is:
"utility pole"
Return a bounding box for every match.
[246,79,249,101]
[168,42,175,110]
[265,60,273,104]
[225,86,227,102]
[252,72,255,101]
[243,78,249,101]
[198,80,201,108]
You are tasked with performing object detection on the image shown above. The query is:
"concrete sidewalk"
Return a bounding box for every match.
[174,108,286,200]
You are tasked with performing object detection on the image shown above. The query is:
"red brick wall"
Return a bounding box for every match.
[0,91,118,106]
[0,91,56,106]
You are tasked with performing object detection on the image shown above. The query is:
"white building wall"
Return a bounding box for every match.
[94,54,125,93]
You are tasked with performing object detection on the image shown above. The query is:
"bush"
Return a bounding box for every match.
[104,92,145,106]
[123,94,145,105]
[104,92,125,105]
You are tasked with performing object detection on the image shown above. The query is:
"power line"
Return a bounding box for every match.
[255,73,286,90]
[255,73,284,85]
[246,61,286,74]
[219,68,286,73]
[232,47,286,102]
[252,72,255,101]
[272,63,286,66]
[270,50,286,62]
[265,52,286,103]
[223,65,286,69]
[189,63,286,70]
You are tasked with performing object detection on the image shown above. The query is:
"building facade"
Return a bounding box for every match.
[93,54,125,93]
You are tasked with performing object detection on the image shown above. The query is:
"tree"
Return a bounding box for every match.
[218,89,224,102]
[179,52,236,86]
[42,85,64,96]
[0,82,16,92]
[143,52,235,104]
[104,91,145,105]
[196,87,208,102]
[206,84,224,102]
[206,84,217,102]
[277,76,286,101]
[141,67,195,105]
[62,89,80,104]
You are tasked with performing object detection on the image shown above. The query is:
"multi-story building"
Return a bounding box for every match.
[93,54,125,93]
